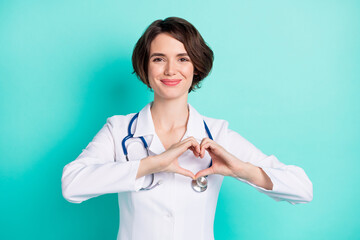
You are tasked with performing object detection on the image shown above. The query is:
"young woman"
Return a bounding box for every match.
[62,17,313,240]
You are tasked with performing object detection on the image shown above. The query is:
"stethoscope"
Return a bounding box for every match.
[121,112,213,192]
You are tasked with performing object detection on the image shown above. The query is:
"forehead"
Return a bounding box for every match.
[149,33,187,54]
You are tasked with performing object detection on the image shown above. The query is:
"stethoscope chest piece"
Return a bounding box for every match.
[191,176,208,192]
[122,111,214,192]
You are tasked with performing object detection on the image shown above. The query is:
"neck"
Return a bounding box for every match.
[150,95,189,131]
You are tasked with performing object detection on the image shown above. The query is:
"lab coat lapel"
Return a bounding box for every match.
[132,103,154,137]
[133,102,165,155]
[183,104,207,141]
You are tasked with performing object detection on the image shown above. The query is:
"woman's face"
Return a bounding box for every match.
[147,33,195,101]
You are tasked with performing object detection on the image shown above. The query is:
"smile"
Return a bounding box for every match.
[160,79,182,86]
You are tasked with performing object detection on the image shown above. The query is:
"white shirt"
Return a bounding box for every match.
[61,102,313,240]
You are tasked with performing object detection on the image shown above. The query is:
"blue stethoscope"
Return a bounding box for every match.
[121,112,213,192]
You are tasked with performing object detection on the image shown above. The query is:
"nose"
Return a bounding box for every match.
[164,60,176,76]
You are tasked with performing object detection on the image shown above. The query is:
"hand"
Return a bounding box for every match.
[154,137,201,179]
[195,137,249,179]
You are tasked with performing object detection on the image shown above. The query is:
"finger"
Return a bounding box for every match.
[187,143,196,155]
[181,136,196,146]
[184,138,200,155]
[195,167,215,179]
[200,138,212,157]
[190,145,201,158]
[171,138,199,157]
[200,137,210,145]
[176,136,196,148]
[189,146,198,157]
[176,166,195,179]
[183,136,197,144]
[196,144,201,156]
[201,142,214,158]
[202,141,222,155]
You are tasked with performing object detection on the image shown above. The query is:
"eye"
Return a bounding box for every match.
[179,57,190,62]
[152,57,164,62]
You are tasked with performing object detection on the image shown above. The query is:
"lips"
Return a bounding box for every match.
[160,79,182,86]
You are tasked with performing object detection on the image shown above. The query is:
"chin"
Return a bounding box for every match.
[155,91,189,100]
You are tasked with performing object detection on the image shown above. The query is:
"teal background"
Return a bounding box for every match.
[1,0,359,239]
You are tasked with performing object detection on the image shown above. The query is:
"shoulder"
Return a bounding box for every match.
[190,103,230,139]
[190,104,229,131]
[104,113,137,129]
[201,115,230,144]
[202,115,229,131]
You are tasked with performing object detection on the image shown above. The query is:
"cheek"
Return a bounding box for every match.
[186,63,195,73]
[148,65,163,79]
[185,65,195,78]
[147,65,155,77]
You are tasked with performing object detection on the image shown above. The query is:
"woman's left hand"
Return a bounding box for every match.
[194,137,251,180]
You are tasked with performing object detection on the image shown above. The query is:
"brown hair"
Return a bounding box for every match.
[132,17,214,92]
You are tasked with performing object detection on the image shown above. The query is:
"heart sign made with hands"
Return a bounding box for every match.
[154,136,249,181]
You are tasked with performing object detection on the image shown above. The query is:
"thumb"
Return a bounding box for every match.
[195,167,215,179]
[176,167,196,180]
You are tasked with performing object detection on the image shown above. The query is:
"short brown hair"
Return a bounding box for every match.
[132,17,214,92]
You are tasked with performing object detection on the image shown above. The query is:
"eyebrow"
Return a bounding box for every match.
[149,53,189,58]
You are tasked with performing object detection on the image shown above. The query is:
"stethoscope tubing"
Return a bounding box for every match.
[121,112,213,192]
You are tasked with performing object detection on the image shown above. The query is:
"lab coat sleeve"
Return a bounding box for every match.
[224,121,313,205]
[61,117,146,203]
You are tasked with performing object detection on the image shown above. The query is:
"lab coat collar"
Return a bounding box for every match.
[133,102,207,154]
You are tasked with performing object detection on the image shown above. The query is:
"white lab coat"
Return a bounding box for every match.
[61,102,313,240]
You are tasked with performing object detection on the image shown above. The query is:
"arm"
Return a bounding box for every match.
[226,127,313,204]
[195,121,313,205]
[61,117,147,203]
[62,118,200,203]
[230,162,274,190]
